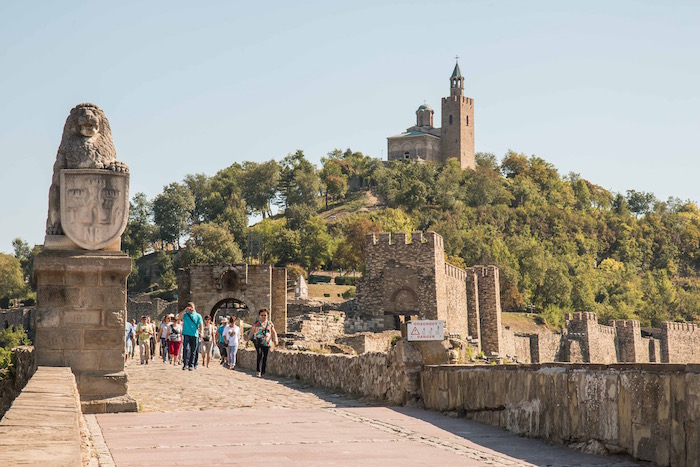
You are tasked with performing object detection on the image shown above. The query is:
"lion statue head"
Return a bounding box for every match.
[59,103,117,168]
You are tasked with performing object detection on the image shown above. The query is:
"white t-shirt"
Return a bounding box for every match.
[223,325,240,347]
[159,323,169,339]
[168,323,182,342]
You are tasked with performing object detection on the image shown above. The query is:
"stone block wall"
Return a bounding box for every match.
[0,308,35,341]
[336,331,400,354]
[444,263,468,338]
[501,328,534,363]
[471,265,502,356]
[33,251,135,412]
[236,339,425,405]
[529,331,563,363]
[344,316,386,334]
[465,268,480,348]
[613,319,649,363]
[271,267,288,332]
[420,363,700,466]
[661,321,700,363]
[288,311,345,342]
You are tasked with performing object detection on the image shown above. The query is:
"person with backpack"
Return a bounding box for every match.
[245,308,278,377]
[178,302,203,371]
[167,315,182,365]
[216,317,227,366]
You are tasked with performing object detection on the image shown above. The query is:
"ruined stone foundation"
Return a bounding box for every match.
[33,250,137,413]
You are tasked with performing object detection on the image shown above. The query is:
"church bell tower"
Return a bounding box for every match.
[440,60,475,169]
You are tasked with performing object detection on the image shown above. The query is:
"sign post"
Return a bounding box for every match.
[406,320,444,341]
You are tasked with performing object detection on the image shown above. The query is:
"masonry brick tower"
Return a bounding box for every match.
[440,61,475,169]
[387,61,475,170]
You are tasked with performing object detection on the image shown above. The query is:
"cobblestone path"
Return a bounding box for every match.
[86,358,642,466]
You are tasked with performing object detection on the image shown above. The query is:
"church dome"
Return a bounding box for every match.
[417,103,433,112]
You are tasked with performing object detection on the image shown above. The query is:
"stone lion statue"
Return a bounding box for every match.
[46,103,129,235]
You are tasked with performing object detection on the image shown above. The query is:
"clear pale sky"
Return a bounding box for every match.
[1,1,698,253]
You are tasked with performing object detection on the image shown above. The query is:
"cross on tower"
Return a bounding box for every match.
[455,55,459,62]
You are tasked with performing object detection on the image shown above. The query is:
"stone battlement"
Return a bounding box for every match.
[366,231,443,247]
[445,263,467,280]
[663,321,698,332]
[612,319,641,329]
[566,311,598,322]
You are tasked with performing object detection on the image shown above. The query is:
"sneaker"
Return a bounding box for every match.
[188,366,193,371]
[182,366,187,371]
[257,372,261,378]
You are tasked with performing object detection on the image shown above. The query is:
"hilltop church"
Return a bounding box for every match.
[387,61,475,170]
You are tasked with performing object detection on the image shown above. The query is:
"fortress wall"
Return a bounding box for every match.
[473,266,502,356]
[612,319,648,363]
[443,263,468,339]
[359,231,444,322]
[465,268,480,348]
[501,328,533,363]
[421,363,700,466]
[529,332,562,363]
[661,322,700,363]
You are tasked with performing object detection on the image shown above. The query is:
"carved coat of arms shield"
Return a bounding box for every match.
[60,169,129,250]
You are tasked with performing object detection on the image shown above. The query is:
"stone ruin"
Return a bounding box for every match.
[33,103,136,413]
[355,231,503,355]
[177,264,287,332]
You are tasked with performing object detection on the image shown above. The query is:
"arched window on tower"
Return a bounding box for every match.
[449,115,453,125]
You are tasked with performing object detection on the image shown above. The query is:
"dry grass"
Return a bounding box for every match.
[501,312,555,333]
[307,284,355,302]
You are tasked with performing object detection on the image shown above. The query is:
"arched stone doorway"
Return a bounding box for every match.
[385,286,420,329]
[210,298,251,324]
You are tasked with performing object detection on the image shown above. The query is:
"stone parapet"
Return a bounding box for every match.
[0,367,82,466]
[421,363,700,466]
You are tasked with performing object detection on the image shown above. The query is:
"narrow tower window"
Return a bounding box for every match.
[466,116,469,126]
[449,115,453,125]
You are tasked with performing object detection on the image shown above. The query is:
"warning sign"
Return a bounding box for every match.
[406,320,444,341]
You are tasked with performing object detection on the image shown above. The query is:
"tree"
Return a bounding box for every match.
[334,216,383,271]
[122,193,157,257]
[12,238,35,283]
[240,160,280,218]
[183,173,212,225]
[179,223,244,267]
[0,253,25,301]
[299,216,335,271]
[152,183,194,249]
[319,159,348,208]
[277,150,319,209]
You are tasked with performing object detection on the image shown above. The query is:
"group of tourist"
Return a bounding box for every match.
[124,303,279,377]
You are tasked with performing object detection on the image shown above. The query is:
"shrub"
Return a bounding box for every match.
[341,288,356,299]
[0,327,30,369]
[334,276,356,286]
[308,275,332,284]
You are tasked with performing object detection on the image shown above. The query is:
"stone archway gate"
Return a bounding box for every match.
[177,264,287,333]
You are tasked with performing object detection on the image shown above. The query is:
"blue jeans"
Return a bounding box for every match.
[160,338,168,362]
[182,335,198,368]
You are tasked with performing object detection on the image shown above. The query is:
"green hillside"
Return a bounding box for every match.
[98,149,700,328]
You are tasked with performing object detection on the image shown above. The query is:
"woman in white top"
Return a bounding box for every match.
[200,315,216,368]
[223,316,241,370]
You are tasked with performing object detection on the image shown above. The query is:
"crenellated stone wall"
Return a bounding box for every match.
[660,321,700,363]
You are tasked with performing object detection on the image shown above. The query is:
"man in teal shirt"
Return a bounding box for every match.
[178,302,203,371]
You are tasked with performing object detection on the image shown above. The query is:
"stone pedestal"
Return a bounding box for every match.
[33,250,137,413]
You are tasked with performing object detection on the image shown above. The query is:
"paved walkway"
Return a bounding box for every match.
[86,358,642,466]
